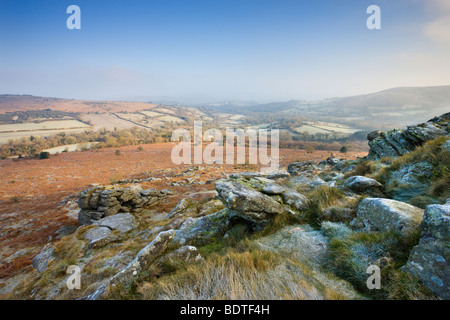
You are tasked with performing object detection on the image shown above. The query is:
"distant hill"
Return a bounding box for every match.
[204,86,450,130]
[0,95,157,114]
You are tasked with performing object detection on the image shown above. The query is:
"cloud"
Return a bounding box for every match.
[423,0,450,44]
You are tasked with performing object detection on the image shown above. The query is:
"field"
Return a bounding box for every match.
[0,142,367,284]
[0,120,91,144]
[294,121,362,135]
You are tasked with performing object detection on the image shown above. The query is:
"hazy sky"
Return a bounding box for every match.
[0,0,449,102]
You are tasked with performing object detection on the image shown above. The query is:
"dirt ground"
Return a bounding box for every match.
[0,142,367,280]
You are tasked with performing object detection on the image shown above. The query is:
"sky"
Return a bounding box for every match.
[0,0,449,102]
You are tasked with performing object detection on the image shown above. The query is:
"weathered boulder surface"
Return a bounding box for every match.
[442,139,450,153]
[78,186,171,225]
[367,113,449,160]
[255,225,328,266]
[289,174,327,191]
[171,209,231,247]
[86,230,176,300]
[343,176,383,195]
[215,179,286,226]
[93,213,138,234]
[351,198,424,236]
[404,201,450,299]
[281,190,310,211]
[261,183,285,195]
[158,245,203,265]
[168,198,198,218]
[287,161,320,177]
[32,245,55,273]
[198,199,225,217]
[84,227,115,249]
[83,213,138,248]
[387,161,434,202]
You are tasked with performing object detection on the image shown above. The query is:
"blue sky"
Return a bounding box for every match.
[0,0,449,101]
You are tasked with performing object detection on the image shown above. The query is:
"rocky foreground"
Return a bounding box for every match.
[4,113,450,300]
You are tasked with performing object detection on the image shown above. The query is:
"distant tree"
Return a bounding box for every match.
[39,151,50,159]
[340,146,348,153]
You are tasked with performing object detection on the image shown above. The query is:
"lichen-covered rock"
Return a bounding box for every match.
[171,209,231,247]
[93,213,137,234]
[261,183,285,195]
[168,198,198,218]
[287,161,321,177]
[198,199,225,216]
[343,176,383,195]
[442,139,450,153]
[267,170,290,180]
[86,230,176,300]
[289,174,327,191]
[84,227,116,249]
[229,171,267,179]
[321,206,356,223]
[387,161,434,202]
[32,245,55,273]
[404,201,450,299]
[367,114,448,160]
[281,190,310,211]
[77,186,170,225]
[351,198,423,236]
[215,179,286,226]
[158,245,203,265]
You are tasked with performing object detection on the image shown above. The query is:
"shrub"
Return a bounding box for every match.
[39,151,50,159]
[340,146,348,153]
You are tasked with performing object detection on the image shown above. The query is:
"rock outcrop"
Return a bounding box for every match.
[87,230,176,300]
[215,179,287,227]
[367,113,449,160]
[404,201,449,299]
[78,185,171,225]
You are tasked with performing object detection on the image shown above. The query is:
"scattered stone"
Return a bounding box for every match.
[289,174,327,190]
[351,198,424,236]
[343,176,383,195]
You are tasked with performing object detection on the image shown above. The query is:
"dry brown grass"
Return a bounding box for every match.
[135,244,352,300]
